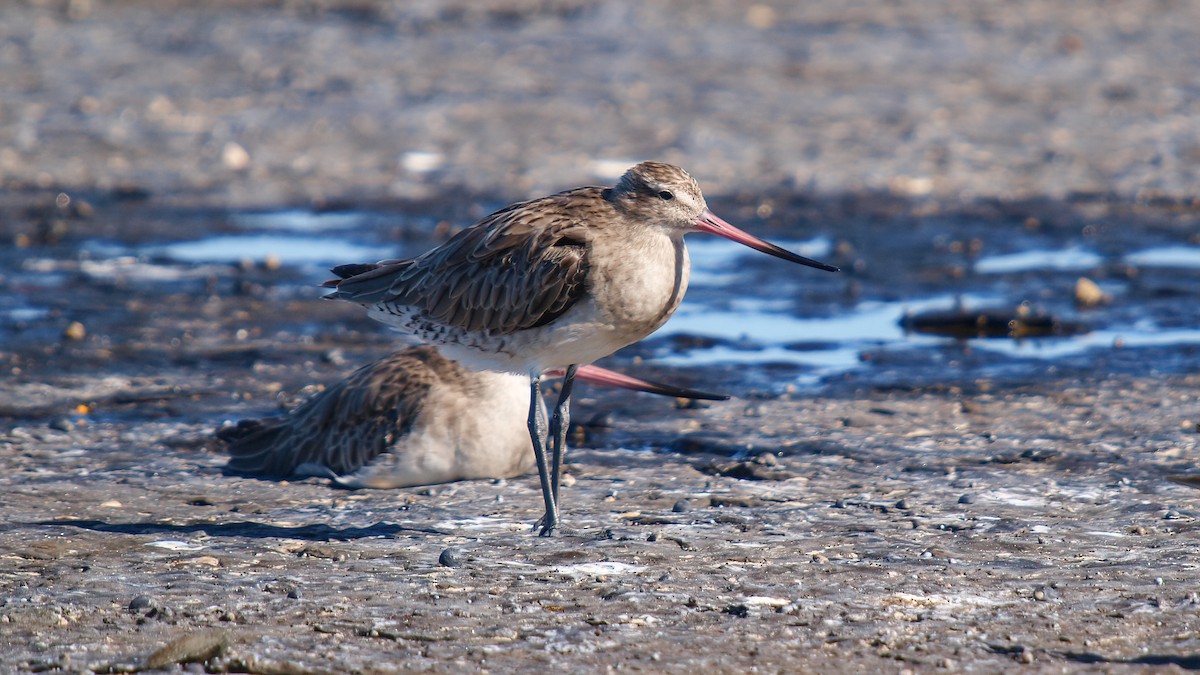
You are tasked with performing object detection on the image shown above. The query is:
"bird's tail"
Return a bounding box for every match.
[218,418,301,477]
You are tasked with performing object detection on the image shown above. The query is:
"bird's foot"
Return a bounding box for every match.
[533,512,558,537]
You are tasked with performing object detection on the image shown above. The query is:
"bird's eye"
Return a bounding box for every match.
[657,190,674,201]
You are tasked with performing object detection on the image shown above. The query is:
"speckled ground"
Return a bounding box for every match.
[3,374,1200,673]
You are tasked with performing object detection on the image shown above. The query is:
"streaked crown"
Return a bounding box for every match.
[609,161,707,228]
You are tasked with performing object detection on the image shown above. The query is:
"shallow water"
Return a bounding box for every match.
[973,246,1104,274]
[148,233,384,266]
[1124,245,1200,269]
[973,244,1200,274]
[7,207,1200,391]
[229,210,372,232]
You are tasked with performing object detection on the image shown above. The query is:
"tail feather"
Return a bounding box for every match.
[323,259,414,304]
[220,419,299,477]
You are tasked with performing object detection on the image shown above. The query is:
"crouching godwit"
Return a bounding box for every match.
[219,346,726,489]
[326,161,838,534]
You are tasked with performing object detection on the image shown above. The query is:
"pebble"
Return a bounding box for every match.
[63,321,86,341]
[145,630,230,670]
[48,418,75,432]
[287,588,302,600]
[438,547,465,568]
[1075,277,1110,307]
[146,606,175,622]
[957,494,975,505]
[721,603,750,618]
[895,499,911,510]
[128,595,154,612]
[672,498,690,513]
[221,142,251,170]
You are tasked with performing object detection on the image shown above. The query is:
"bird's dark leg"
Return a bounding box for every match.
[527,373,558,536]
[549,364,578,507]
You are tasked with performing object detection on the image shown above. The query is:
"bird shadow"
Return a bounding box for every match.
[27,518,448,541]
[1060,651,1200,670]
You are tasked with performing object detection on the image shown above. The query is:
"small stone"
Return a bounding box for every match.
[1075,277,1110,308]
[957,494,975,504]
[48,418,74,432]
[672,499,689,513]
[1033,589,1046,601]
[63,321,86,341]
[438,547,465,567]
[287,589,302,600]
[895,499,911,510]
[128,595,154,612]
[754,453,778,466]
[148,606,175,622]
[145,630,229,670]
[722,603,750,618]
[221,142,250,170]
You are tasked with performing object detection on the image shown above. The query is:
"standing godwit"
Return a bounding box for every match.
[220,346,726,489]
[326,161,838,534]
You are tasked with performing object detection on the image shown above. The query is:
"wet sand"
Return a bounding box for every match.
[3,1,1200,672]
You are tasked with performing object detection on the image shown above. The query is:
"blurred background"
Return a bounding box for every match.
[5,0,1199,203]
[1,0,1199,408]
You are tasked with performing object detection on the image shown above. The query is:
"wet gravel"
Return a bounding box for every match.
[3,1,1200,673]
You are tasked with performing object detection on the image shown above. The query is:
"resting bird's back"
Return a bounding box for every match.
[220,347,534,488]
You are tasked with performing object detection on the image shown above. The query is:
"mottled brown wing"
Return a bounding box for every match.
[222,349,439,478]
[328,188,599,335]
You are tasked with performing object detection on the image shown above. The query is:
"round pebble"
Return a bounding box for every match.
[63,321,86,341]
[438,547,465,567]
[287,588,302,600]
[128,595,153,612]
[672,499,689,513]
[957,494,975,504]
